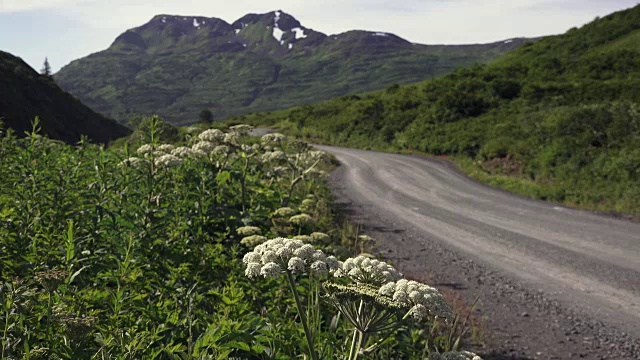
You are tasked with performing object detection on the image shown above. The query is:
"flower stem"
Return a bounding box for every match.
[285,270,318,360]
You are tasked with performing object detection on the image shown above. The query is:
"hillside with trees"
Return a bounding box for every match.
[233,5,640,215]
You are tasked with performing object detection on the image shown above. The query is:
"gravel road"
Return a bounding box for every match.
[317,145,640,360]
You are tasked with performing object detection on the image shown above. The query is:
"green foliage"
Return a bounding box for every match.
[233,4,640,215]
[0,121,477,358]
[54,12,528,125]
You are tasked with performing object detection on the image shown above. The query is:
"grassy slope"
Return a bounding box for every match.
[230,5,640,216]
[0,50,130,144]
[54,12,528,126]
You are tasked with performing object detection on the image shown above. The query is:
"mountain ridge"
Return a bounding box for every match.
[55,10,531,125]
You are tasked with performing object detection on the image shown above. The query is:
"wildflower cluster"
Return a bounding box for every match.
[378,279,453,321]
[272,207,296,218]
[289,213,313,226]
[236,226,261,236]
[243,237,339,278]
[334,255,403,285]
[261,133,287,145]
[154,154,183,168]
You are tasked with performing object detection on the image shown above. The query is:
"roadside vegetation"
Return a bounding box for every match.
[0,117,480,359]
[232,5,640,216]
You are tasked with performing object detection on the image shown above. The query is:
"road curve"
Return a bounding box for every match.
[316,145,640,338]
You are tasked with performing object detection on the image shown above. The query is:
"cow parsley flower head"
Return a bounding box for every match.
[272,207,296,218]
[289,213,313,226]
[240,235,267,248]
[213,145,230,156]
[377,279,453,321]
[262,150,286,163]
[171,146,193,158]
[198,129,225,143]
[236,226,261,236]
[261,133,287,145]
[293,235,312,242]
[157,144,175,152]
[192,141,216,154]
[334,255,402,286]
[243,237,338,279]
[260,262,282,278]
[229,124,253,135]
[136,144,154,155]
[154,154,183,168]
[223,132,239,145]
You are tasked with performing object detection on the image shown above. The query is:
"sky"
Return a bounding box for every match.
[1,0,638,73]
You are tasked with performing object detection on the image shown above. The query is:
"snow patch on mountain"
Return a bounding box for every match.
[193,18,200,27]
[373,32,388,37]
[235,29,241,34]
[291,27,307,39]
[273,27,285,43]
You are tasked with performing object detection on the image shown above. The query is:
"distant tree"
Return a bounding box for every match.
[199,109,214,124]
[40,57,53,79]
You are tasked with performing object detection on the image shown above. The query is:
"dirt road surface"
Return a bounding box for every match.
[317,145,640,360]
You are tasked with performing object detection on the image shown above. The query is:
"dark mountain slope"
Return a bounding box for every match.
[0,50,130,144]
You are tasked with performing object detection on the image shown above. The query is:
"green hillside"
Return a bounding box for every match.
[54,10,528,125]
[234,5,640,215]
[0,50,130,144]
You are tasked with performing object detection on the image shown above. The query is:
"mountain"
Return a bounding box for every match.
[0,50,130,144]
[54,10,530,125]
[233,5,640,215]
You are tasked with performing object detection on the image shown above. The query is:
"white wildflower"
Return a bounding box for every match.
[272,207,296,218]
[223,132,239,145]
[293,244,315,260]
[293,235,312,242]
[289,213,313,226]
[136,144,153,155]
[229,124,253,135]
[198,129,225,143]
[261,133,286,145]
[192,141,216,153]
[154,154,183,168]
[245,263,261,278]
[158,144,175,152]
[243,252,261,264]
[287,257,305,273]
[213,145,230,156]
[240,235,267,248]
[310,261,328,277]
[236,226,261,236]
[242,237,339,279]
[260,262,282,278]
[335,255,402,285]
[379,279,452,321]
